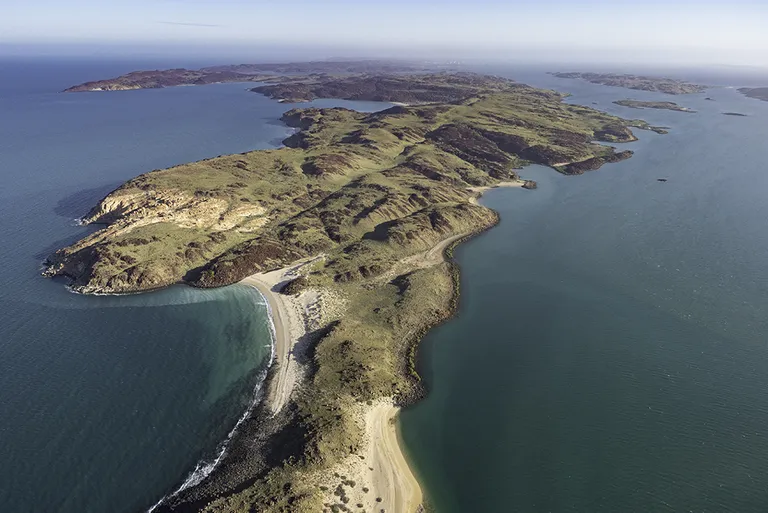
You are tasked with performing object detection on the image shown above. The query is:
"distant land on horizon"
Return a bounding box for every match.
[738,87,768,102]
[69,61,768,107]
[551,72,708,94]
[62,60,441,92]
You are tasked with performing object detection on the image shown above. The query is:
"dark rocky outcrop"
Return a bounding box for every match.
[281,276,309,295]
[560,150,634,175]
[192,238,307,288]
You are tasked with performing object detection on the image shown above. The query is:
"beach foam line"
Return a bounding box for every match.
[147,303,277,512]
[34,281,269,309]
[146,368,271,512]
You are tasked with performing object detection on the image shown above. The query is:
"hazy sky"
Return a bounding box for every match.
[4,0,768,65]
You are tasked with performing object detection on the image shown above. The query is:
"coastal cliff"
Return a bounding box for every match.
[46,72,659,513]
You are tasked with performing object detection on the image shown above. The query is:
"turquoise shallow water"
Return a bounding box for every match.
[401,69,768,512]
[0,58,389,513]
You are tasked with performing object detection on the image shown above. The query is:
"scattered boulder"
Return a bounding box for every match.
[281,276,308,295]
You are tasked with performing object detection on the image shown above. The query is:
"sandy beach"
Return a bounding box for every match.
[238,193,510,511]
[241,256,331,414]
[468,179,524,203]
[242,263,423,511]
[241,272,299,414]
[315,399,423,512]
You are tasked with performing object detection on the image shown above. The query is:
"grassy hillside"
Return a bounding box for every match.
[46,74,649,294]
[45,73,656,512]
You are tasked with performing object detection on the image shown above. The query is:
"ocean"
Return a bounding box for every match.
[0,57,389,513]
[400,68,768,512]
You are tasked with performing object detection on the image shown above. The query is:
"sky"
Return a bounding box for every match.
[3,0,768,66]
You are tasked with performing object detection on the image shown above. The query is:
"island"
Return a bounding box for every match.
[613,99,696,113]
[62,60,432,92]
[552,72,707,94]
[46,70,660,513]
[739,87,768,102]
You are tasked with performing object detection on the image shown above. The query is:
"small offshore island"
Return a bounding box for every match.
[552,72,707,94]
[47,66,660,513]
[614,99,696,113]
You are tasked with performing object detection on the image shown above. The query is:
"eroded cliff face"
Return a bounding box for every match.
[44,186,270,293]
[46,73,652,294]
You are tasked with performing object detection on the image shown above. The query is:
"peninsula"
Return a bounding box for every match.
[739,87,768,102]
[552,72,707,94]
[613,99,696,113]
[47,70,658,513]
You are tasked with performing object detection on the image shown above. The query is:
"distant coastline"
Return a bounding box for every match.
[738,87,768,102]
[62,60,434,93]
[552,71,707,95]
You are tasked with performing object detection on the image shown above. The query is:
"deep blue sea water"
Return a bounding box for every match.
[0,58,389,513]
[401,68,768,512]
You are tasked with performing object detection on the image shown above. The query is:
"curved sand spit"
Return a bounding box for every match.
[238,181,523,511]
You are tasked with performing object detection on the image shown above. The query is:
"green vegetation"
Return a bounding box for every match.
[614,99,696,113]
[47,74,649,295]
[552,72,707,94]
[45,73,657,512]
[63,60,427,92]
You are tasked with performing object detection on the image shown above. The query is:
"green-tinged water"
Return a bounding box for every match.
[0,58,390,513]
[401,70,768,512]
